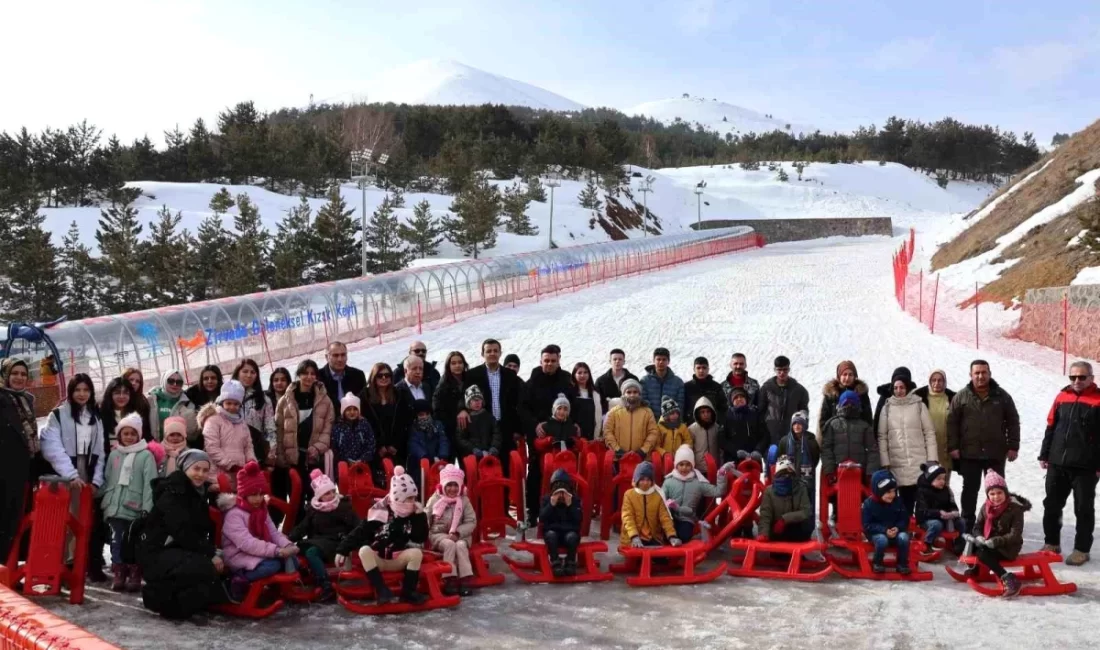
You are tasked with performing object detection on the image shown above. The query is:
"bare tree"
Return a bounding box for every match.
[341,105,396,153]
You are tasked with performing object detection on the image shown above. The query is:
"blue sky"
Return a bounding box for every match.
[3,0,1097,145]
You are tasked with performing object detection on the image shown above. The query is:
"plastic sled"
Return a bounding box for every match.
[4,479,93,604]
[419,458,450,502]
[610,540,726,587]
[541,449,580,497]
[336,559,460,614]
[698,473,764,554]
[339,461,387,518]
[476,454,519,540]
[509,451,527,516]
[945,552,1077,597]
[728,539,833,582]
[599,450,644,540]
[585,441,608,519]
[211,573,300,618]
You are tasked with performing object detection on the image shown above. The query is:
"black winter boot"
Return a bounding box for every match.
[400,570,428,605]
[364,567,395,604]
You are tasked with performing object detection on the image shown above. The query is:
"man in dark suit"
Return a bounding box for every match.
[393,340,441,388]
[518,344,577,524]
[462,340,524,469]
[395,355,437,406]
[318,341,367,413]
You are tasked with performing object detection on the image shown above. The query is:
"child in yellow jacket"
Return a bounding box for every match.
[656,397,693,455]
[620,461,681,550]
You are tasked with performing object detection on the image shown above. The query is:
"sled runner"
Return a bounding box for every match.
[335,556,460,614]
[728,539,833,582]
[610,540,726,587]
[698,471,764,554]
[945,552,1077,597]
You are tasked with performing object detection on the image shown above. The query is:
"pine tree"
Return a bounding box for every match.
[600,173,621,198]
[192,214,229,301]
[59,222,102,319]
[525,176,548,202]
[398,199,444,259]
[209,187,235,216]
[390,187,406,208]
[443,177,500,259]
[311,186,361,282]
[578,177,603,210]
[270,196,314,289]
[143,206,190,307]
[501,181,537,235]
[2,200,64,321]
[364,195,411,273]
[95,187,146,313]
[223,193,270,295]
[776,166,789,182]
[794,161,806,180]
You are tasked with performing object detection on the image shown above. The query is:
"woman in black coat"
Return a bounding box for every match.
[138,450,231,619]
[0,358,35,562]
[432,351,469,449]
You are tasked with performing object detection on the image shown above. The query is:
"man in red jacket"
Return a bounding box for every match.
[1039,361,1100,566]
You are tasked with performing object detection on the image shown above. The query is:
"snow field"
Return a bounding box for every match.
[48,234,1099,650]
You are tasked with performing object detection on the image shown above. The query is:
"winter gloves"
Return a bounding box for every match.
[773,519,787,534]
[964,534,995,548]
[630,536,681,548]
[631,536,644,548]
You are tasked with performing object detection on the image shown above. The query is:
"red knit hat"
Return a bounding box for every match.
[236,461,268,498]
[983,470,1007,494]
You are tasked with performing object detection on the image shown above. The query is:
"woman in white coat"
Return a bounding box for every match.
[877,372,937,520]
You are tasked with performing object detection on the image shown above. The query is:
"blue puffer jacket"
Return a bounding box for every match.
[640,365,685,421]
[862,469,909,537]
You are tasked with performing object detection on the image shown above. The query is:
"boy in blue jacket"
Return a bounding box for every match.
[862,469,911,575]
[408,399,450,489]
[539,468,583,577]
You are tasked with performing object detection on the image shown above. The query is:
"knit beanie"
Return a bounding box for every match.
[503,354,521,367]
[661,396,681,419]
[633,461,655,485]
[729,387,749,406]
[790,410,809,430]
[465,385,485,409]
[218,379,245,405]
[921,462,946,483]
[674,444,694,469]
[310,468,337,499]
[341,394,360,416]
[236,461,267,498]
[552,393,571,417]
[836,360,858,379]
[440,463,465,488]
[774,455,795,476]
[412,399,432,416]
[838,390,861,410]
[389,465,419,501]
[620,378,642,394]
[871,469,898,498]
[176,449,211,474]
[163,416,188,440]
[115,412,144,438]
[549,468,573,495]
[890,367,914,388]
[983,470,1007,494]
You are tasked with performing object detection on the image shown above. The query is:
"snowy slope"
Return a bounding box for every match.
[365,59,585,111]
[628,95,816,137]
[48,235,1098,650]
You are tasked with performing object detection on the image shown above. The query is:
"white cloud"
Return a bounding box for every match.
[869,36,938,71]
[988,41,1089,89]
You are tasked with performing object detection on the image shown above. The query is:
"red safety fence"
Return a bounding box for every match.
[892,230,1095,374]
[0,570,119,650]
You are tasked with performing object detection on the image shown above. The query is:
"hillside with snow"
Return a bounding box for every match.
[628,95,817,138]
[364,59,585,111]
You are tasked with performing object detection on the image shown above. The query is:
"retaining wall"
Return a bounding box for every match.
[692,218,893,243]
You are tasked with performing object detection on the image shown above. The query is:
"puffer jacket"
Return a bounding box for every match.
[819,379,873,435]
[138,471,217,560]
[100,445,158,520]
[620,488,676,548]
[200,404,256,484]
[877,393,937,487]
[656,419,693,455]
[758,377,810,445]
[662,470,728,523]
[688,397,721,468]
[288,499,359,561]
[946,380,1020,461]
[722,404,769,459]
[604,404,660,454]
[424,493,477,547]
[821,408,880,476]
[640,366,685,422]
[146,388,199,443]
[336,505,429,560]
[684,376,726,425]
[758,480,812,537]
[973,494,1031,561]
[39,402,106,487]
[914,472,959,524]
[1039,384,1100,471]
[241,388,276,461]
[275,382,334,468]
[219,495,292,572]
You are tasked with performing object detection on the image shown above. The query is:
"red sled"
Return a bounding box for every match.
[585,441,608,519]
[609,540,726,587]
[476,454,519,540]
[338,460,392,518]
[419,458,451,501]
[4,479,94,604]
[599,450,644,540]
[728,539,833,582]
[945,552,1077,597]
[698,472,764,554]
[335,558,460,614]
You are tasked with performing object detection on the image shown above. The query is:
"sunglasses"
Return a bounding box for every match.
[166,378,184,386]
[377,373,392,379]
[1070,375,1091,381]
[411,349,427,354]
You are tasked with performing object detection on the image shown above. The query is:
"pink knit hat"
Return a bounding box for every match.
[389,465,418,501]
[163,416,188,440]
[984,470,1007,494]
[310,468,337,499]
[439,463,465,488]
[236,461,268,498]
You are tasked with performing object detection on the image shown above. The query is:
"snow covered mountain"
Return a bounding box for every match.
[627,95,817,138]
[366,59,585,111]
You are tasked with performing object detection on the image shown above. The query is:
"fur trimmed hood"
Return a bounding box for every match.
[823,379,868,399]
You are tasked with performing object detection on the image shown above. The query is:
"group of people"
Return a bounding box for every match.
[0,340,1096,615]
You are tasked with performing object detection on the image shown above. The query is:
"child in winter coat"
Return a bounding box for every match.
[201,380,257,489]
[331,395,376,467]
[722,387,769,461]
[540,468,583,577]
[408,400,451,488]
[758,456,814,542]
[221,462,300,602]
[153,416,190,477]
[777,410,820,514]
[662,445,733,541]
[821,390,880,482]
[101,413,158,592]
[536,394,581,456]
[456,385,502,459]
[425,464,477,596]
[862,469,911,575]
[964,471,1031,597]
[289,469,359,602]
[656,397,693,456]
[335,466,430,605]
[688,397,721,469]
[620,461,681,550]
[914,462,960,546]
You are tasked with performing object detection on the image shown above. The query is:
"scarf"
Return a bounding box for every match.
[217,405,243,424]
[432,487,465,534]
[773,475,793,497]
[161,436,187,474]
[633,485,658,496]
[391,497,418,519]
[982,497,1009,538]
[236,496,272,543]
[784,432,812,473]
[311,492,341,513]
[116,440,149,487]
[2,387,40,455]
[370,495,419,523]
[674,467,706,482]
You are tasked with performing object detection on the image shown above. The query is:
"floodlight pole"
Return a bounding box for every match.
[638,175,655,238]
[545,168,562,249]
[694,185,704,229]
[350,149,388,276]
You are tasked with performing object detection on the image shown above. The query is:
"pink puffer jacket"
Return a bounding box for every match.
[219,495,292,572]
[200,404,257,487]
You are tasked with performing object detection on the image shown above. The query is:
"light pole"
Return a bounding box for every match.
[350,149,389,276]
[637,175,655,238]
[694,180,706,229]
[544,166,562,249]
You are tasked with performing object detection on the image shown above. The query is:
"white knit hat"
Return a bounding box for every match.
[115,412,144,438]
[674,444,695,468]
[341,393,361,415]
